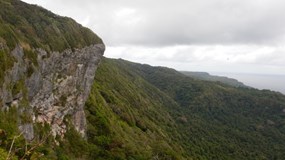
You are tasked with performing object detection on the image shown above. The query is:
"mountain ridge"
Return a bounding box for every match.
[180,71,248,88]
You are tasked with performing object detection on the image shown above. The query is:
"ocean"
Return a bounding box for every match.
[211,72,285,95]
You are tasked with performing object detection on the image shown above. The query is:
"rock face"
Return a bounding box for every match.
[0,44,105,140]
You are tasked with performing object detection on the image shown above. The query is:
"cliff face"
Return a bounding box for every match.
[0,0,105,140]
[0,44,105,140]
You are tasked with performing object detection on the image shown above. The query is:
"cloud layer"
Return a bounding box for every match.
[23,0,285,46]
[105,45,285,74]
[22,0,285,75]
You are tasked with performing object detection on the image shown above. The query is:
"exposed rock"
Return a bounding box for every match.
[0,44,105,139]
[19,123,34,141]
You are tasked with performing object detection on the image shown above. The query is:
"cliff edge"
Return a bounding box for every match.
[0,0,105,140]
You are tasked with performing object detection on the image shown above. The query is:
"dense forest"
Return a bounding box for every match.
[81,58,285,159]
[181,71,247,88]
[0,0,102,83]
[1,0,285,159]
[1,56,285,159]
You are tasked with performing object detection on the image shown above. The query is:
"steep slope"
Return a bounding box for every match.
[85,58,186,159]
[0,0,102,52]
[127,59,285,159]
[85,58,285,159]
[0,0,104,159]
[1,1,285,159]
[181,71,247,88]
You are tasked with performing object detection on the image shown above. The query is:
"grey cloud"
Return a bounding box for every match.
[23,0,285,47]
[130,0,285,46]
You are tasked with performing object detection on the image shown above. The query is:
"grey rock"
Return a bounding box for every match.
[0,44,105,139]
[19,123,34,141]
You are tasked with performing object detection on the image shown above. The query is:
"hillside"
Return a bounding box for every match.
[1,0,285,159]
[0,0,104,159]
[0,0,102,51]
[1,50,285,159]
[84,58,285,159]
[0,0,103,84]
[84,58,186,159]
[181,71,247,88]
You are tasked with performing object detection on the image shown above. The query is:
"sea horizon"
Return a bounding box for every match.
[210,72,285,95]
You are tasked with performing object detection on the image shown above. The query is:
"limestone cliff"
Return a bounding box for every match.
[0,0,105,140]
[0,44,104,140]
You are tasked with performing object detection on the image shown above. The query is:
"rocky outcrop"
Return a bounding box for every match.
[0,44,105,140]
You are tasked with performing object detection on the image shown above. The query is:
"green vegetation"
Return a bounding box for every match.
[3,57,284,159]
[83,58,285,159]
[0,107,26,159]
[84,58,185,159]
[1,56,285,159]
[0,0,102,52]
[1,0,285,159]
[0,0,103,82]
[181,71,247,88]
[0,148,17,160]
[0,0,105,159]
[112,58,285,159]
[0,48,15,83]
[0,108,82,159]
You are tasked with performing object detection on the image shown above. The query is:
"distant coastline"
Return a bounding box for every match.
[211,72,285,95]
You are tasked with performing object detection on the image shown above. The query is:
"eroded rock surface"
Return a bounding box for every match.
[0,44,105,139]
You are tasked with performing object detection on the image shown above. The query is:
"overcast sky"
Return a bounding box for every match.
[22,0,285,75]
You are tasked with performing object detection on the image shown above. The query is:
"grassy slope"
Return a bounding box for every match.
[85,58,285,160]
